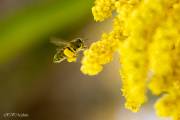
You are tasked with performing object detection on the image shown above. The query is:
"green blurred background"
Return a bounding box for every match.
[0,0,167,120]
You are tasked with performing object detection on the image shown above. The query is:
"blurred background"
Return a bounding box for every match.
[0,0,170,120]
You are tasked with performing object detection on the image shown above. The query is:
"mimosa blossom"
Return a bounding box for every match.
[81,0,180,119]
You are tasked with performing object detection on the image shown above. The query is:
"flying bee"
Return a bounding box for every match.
[50,37,86,63]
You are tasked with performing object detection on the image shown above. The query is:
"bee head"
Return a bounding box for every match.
[76,38,84,43]
[74,38,84,47]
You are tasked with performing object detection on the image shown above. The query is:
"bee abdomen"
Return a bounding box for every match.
[64,47,76,58]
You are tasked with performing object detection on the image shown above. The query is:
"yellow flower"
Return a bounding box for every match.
[81,33,120,75]
[155,94,180,120]
[81,0,180,119]
[92,0,115,21]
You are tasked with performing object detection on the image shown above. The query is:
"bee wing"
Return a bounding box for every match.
[50,37,68,47]
[53,49,67,63]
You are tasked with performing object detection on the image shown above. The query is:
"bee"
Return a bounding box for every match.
[50,37,86,63]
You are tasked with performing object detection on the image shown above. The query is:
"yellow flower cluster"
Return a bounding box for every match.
[155,94,180,120]
[81,33,120,75]
[92,0,115,21]
[81,0,180,119]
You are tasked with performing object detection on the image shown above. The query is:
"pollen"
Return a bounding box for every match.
[64,48,77,62]
[67,57,77,62]
[64,48,75,58]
